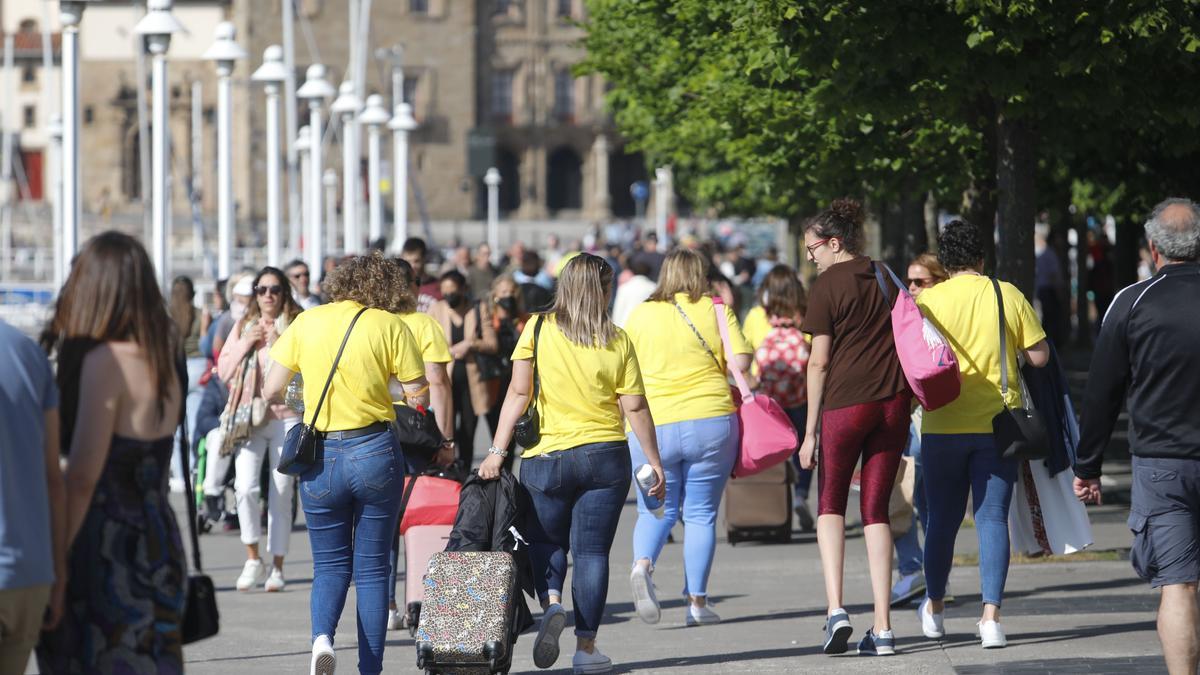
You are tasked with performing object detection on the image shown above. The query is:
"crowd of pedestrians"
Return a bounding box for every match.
[2,195,1199,675]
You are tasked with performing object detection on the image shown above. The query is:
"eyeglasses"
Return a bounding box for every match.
[805,238,830,257]
[907,277,935,288]
[255,285,284,296]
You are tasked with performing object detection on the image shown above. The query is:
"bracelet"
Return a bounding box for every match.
[441,439,456,449]
[487,445,509,458]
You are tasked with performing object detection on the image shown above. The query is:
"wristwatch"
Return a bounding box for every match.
[487,445,509,458]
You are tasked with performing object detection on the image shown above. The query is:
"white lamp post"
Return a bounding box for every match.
[330,81,363,254]
[58,1,91,274]
[203,22,246,279]
[295,125,311,261]
[323,168,338,254]
[134,0,185,291]
[388,102,417,249]
[48,115,63,289]
[296,64,335,284]
[484,167,501,255]
[358,94,390,247]
[654,167,670,252]
[251,45,289,268]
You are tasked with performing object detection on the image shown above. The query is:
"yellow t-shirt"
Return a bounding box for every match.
[512,313,645,457]
[270,301,425,431]
[916,275,1047,434]
[742,305,771,349]
[623,294,752,426]
[400,311,452,364]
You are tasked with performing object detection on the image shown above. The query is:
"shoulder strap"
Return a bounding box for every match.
[308,307,370,429]
[992,278,1010,400]
[673,300,721,370]
[529,315,545,404]
[871,261,910,305]
[711,298,753,399]
[175,358,203,573]
[474,302,483,339]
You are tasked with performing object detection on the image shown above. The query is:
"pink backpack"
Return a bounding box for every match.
[711,299,799,477]
[872,262,961,411]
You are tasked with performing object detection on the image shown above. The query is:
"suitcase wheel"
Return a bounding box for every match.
[416,641,433,670]
[727,530,740,546]
[406,601,422,639]
[484,640,504,671]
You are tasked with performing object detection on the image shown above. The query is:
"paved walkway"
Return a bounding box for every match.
[174,485,1167,675]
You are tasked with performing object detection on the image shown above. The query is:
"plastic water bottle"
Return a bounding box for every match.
[284,375,305,413]
[635,464,664,516]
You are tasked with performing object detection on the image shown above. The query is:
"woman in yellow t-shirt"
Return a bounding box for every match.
[264,253,429,675]
[622,249,752,628]
[478,253,665,674]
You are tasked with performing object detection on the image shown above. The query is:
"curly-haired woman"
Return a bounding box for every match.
[264,252,430,675]
[799,198,911,656]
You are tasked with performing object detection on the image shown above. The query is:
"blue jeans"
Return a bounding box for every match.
[629,413,738,596]
[921,433,1017,607]
[894,424,928,576]
[300,429,403,675]
[520,441,632,639]
[785,406,814,501]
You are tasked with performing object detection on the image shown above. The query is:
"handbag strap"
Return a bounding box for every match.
[711,298,753,399]
[528,315,545,404]
[673,300,722,370]
[871,260,909,304]
[175,359,204,573]
[992,277,1012,403]
[307,307,370,430]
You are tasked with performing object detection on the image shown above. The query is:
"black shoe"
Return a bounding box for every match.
[795,502,815,532]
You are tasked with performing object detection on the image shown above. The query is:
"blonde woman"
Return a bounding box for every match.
[479,253,665,675]
[622,249,753,627]
[216,266,304,593]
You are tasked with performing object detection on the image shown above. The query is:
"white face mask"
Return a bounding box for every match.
[230,299,249,322]
[761,290,770,306]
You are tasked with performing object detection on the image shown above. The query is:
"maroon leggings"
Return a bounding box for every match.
[817,391,912,525]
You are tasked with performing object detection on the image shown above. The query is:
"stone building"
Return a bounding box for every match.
[2,0,648,253]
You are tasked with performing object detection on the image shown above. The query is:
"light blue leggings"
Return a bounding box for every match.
[628,413,738,597]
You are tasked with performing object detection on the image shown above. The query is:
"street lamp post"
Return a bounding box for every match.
[58,1,90,274]
[484,167,501,255]
[323,169,338,254]
[251,45,289,268]
[135,0,185,291]
[295,125,311,261]
[330,81,363,254]
[296,65,335,286]
[388,102,416,249]
[203,22,247,279]
[48,115,63,289]
[358,94,390,247]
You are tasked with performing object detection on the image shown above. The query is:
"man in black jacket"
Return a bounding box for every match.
[1074,197,1200,675]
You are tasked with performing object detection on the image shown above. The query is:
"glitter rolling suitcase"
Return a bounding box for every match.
[415,551,518,674]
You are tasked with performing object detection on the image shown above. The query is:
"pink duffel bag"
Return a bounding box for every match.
[871,262,961,411]
[399,475,462,535]
[711,299,799,478]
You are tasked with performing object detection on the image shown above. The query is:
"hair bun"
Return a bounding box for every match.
[829,198,864,227]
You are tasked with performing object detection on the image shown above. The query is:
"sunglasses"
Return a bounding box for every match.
[907,277,935,288]
[255,285,284,296]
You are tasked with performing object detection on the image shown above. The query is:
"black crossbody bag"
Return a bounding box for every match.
[990,279,1051,461]
[512,316,545,448]
[278,307,369,475]
[175,360,219,644]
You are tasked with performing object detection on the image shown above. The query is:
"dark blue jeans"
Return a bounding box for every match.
[520,441,632,638]
[300,429,403,675]
[921,433,1017,607]
[785,406,814,500]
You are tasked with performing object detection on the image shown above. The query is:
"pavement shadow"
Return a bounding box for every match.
[954,654,1163,674]
[608,644,825,671]
[1000,574,1144,600]
[934,619,1156,652]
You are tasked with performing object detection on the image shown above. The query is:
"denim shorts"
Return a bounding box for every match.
[1128,456,1200,588]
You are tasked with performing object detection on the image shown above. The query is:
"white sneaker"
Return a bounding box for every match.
[918,598,945,639]
[264,566,286,592]
[533,603,567,669]
[977,620,1007,648]
[629,564,660,625]
[572,646,613,674]
[685,603,721,626]
[310,634,336,675]
[236,559,267,591]
[387,608,403,631]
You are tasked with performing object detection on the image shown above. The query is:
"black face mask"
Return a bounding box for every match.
[444,292,466,308]
[496,297,518,314]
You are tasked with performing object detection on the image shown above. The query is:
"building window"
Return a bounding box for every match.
[403,74,420,108]
[556,0,572,19]
[410,0,429,13]
[84,106,95,125]
[553,69,574,122]
[23,106,35,129]
[17,18,37,33]
[22,65,35,84]
[491,70,513,123]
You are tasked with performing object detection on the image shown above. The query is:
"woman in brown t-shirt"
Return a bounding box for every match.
[798,198,911,657]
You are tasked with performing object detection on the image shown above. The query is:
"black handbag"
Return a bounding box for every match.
[512,316,545,448]
[394,403,443,461]
[990,279,1051,461]
[473,303,506,381]
[175,363,219,644]
[278,307,369,475]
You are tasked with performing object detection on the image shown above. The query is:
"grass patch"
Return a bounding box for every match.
[951,549,1124,566]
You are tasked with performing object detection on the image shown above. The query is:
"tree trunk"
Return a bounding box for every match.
[995,111,1037,298]
[1114,216,1140,290]
[880,192,926,274]
[924,190,939,255]
[1073,214,1091,347]
[962,179,997,273]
